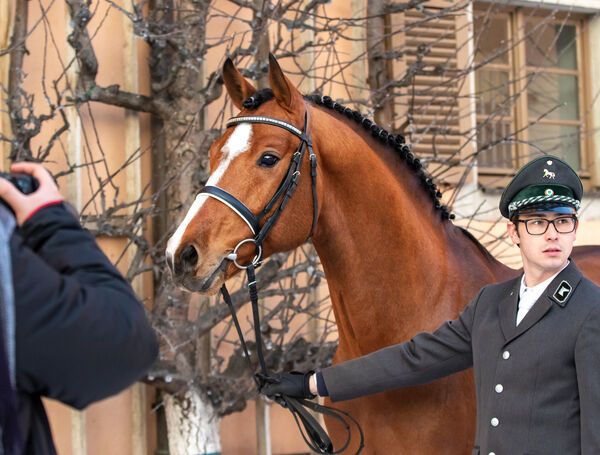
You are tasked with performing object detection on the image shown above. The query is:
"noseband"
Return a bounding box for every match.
[199,103,318,269]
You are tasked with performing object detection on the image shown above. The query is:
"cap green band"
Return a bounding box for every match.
[508,184,580,216]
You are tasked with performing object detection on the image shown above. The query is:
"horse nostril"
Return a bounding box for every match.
[178,245,199,271]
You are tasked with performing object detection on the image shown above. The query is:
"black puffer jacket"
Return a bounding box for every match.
[10,203,158,454]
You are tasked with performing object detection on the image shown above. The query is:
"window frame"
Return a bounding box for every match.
[473,4,590,187]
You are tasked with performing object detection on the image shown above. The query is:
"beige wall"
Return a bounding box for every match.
[44,386,157,455]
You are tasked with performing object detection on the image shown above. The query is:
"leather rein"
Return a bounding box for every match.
[203,104,364,454]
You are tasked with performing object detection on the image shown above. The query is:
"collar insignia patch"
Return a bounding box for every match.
[553,280,572,305]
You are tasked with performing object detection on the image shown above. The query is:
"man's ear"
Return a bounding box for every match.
[507,221,520,245]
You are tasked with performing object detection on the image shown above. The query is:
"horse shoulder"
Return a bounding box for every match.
[572,245,600,286]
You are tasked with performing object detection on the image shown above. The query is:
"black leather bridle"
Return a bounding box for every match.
[203,104,363,454]
[199,103,318,270]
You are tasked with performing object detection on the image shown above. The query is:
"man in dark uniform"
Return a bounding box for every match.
[263,155,600,455]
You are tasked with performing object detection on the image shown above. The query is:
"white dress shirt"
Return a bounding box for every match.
[516,262,569,326]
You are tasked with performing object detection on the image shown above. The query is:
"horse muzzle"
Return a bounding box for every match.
[167,244,228,294]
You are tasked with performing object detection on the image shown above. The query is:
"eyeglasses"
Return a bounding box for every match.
[516,216,577,235]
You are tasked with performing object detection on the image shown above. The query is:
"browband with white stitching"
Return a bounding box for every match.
[226,116,303,139]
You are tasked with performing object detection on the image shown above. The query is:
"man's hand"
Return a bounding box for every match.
[0,162,63,226]
[258,371,316,399]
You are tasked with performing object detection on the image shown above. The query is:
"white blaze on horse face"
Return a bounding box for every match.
[166,123,253,263]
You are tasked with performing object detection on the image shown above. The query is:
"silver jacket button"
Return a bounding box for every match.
[502,350,510,359]
[491,417,499,427]
[495,384,504,393]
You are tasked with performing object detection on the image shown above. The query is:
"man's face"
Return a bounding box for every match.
[507,210,577,284]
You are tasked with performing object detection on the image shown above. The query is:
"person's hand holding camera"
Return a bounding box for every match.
[0,162,63,225]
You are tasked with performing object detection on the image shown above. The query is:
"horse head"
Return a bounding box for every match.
[166,55,320,294]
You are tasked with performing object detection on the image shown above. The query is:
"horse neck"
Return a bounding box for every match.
[309,108,509,356]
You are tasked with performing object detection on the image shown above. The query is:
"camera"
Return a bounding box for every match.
[0,171,40,213]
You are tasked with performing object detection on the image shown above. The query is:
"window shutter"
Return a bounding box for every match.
[389,1,475,181]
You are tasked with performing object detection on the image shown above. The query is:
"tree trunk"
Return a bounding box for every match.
[367,0,394,128]
[164,390,222,455]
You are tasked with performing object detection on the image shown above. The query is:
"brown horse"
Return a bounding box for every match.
[166,55,600,454]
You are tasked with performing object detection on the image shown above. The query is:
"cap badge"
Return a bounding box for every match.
[547,160,553,165]
[543,168,556,179]
[553,280,572,305]
[545,188,554,196]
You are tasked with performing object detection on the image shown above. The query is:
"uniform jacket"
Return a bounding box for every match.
[9,203,158,454]
[321,261,600,455]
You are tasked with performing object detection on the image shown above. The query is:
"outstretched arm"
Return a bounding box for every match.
[320,290,481,402]
[261,289,482,402]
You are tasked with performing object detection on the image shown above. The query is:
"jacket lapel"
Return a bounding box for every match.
[510,295,554,341]
[499,277,521,342]
[503,261,583,344]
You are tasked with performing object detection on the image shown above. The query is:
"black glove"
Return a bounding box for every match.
[258,371,316,399]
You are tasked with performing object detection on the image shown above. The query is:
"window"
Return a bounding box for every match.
[473,6,586,175]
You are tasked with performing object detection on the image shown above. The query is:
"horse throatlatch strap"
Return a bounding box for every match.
[308,140,318,238]
[219,265,364,455]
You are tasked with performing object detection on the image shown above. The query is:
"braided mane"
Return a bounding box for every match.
[242,89,454,220]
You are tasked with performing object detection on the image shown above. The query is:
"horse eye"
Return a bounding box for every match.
[257,153,280,168]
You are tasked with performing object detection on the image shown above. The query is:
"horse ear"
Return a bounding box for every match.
[222,58,257,110]
[269,54,302,112]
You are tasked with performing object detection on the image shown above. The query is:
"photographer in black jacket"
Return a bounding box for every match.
[0,162,158,455]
